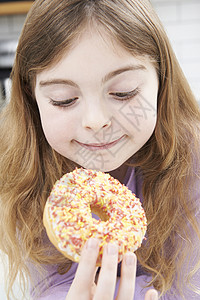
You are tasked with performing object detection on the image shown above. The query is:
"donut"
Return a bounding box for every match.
[43,168,147,265]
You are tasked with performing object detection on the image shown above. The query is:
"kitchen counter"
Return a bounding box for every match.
[0,1,33,15]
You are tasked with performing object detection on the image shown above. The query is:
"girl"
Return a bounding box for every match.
[0,0,200,299]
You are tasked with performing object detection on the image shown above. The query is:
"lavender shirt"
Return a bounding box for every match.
[29,167,200,299]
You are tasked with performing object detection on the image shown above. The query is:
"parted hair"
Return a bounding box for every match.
[0,0,200,299]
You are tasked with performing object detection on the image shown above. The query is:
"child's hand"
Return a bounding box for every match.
[66,238,158,300]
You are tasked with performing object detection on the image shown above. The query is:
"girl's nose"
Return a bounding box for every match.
[82,100,111,133]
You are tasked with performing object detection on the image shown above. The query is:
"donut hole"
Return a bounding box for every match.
[90,204,109,222]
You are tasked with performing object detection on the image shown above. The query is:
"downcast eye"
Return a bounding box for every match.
[49,97,78,107]
[109,88,139,101]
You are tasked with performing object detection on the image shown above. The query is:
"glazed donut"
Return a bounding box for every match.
[43,168,147,265]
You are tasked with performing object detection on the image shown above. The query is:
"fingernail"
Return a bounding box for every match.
[125,252,136,266]
[150,290,158,300]
[107,243,118,255]
[86,238,99,249]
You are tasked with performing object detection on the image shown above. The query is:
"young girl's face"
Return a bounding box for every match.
[35,27,158,172]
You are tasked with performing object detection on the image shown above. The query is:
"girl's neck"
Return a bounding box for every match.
[108,164,128,184]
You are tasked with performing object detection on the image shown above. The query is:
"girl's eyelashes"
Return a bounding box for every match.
[48,88,140,108]
[49,97,78,107]
[109,88,140,101]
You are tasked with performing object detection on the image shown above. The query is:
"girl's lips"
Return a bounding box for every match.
[74,135,126,150]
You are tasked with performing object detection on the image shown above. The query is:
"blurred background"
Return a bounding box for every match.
[0,0,200,298]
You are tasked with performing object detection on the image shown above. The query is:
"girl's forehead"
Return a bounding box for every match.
[43,25,150,74]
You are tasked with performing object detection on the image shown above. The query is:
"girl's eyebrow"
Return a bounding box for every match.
[39,64,146,88]
[102,64,146,84]
[39,79,79,88]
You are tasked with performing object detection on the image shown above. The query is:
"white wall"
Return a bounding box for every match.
[0,1,199,299]
[151,0,200,103]
[0,253,7,299]
[0,251,26,300]
[0,14,26,41]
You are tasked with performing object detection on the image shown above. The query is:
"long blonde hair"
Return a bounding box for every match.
[0,0,200,298]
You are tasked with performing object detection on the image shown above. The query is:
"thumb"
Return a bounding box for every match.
[145,289,158,300]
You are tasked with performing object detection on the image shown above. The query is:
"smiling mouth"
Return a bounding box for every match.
[74,135,126,150]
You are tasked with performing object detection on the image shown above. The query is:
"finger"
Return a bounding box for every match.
[116,252,137,300]
[94,243,118,300]
[67,238,99,298]
[91,282,97,299]
[145,289,159,300]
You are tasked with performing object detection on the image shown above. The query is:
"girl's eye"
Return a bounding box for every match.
[49,97,78,107]
[109,88,140,101]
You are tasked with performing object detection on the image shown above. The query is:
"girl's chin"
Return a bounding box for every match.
[58,151,130,172]
[77,161,127,173]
